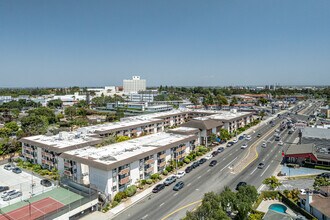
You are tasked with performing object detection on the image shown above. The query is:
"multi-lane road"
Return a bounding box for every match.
[113,114,299,220]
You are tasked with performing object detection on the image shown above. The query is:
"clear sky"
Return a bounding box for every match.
[1,0,329,87]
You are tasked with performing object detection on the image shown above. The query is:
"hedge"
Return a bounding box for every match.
[113,191,127,203]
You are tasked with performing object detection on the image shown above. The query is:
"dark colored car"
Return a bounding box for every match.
[192,162,200,168]
[228,141,235,146]
[0,186,9,193]
[236,182,247,190]
[173,181,184,191]
[185,166,193,173]
[219,139,227,144]
[199,158,207,164]
[12,168,22,174]
[211,151,219,157]
[258,163,265,169]
[257,133,262,138]
[209,160,217,167]
[152,184,165,193]
[317,172,330,179]
[40,179,52,187]
[238,136,245,140]
[217,147,224,153]
[288,130,293,134]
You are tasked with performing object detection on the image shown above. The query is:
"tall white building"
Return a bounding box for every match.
[123,76,146,93]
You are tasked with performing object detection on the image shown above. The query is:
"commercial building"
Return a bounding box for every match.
[87,86,123,97]
[320,106,330,119]
[123,76,146,93]
[106,102,173,113]
[126,91,158,102]
[60,132,197,199]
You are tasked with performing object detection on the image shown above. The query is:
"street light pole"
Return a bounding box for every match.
[24,200,31,218]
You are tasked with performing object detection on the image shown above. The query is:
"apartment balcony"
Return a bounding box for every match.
[119,176,130,185]
[42,152,53,158]
[64,170,72,177]
[158,161,166,167]
[64,162,72,168]
[145,166,154,173]
[145,159,154,165]
[118,168,130,175]
[176,153,186,160]
[158,154,166,159]
[24,146,34,152]
[23,153,34,159]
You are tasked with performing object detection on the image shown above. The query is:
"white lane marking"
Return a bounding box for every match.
[160,202,165,207]
[197,176,201,179]
[235,149,239,152]
[250,167,258,175]
[187,183,191,186]
[196,188,199,191]
[173,192,178,196]
[142,214,149,219]
[229,153,233,156]
[260,165,271,177]
[220,156,238,172]
[207,169,211,173]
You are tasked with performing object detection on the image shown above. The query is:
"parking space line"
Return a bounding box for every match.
[250,167,257,175]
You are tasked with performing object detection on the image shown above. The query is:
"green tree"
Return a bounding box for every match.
[313,177,330,190]
[0,128,12,138]
[189,96,199,107]
[116,136,131,142]
[258,97,268,106]
[4,121,19,133]
[216,95,228,109]
[230,97,238,106]
[64,106,77,120]
[21,115,49,135]
[220,129,231,141]
[28,107,56,124]
[262,176,282,190]
[47,99,63,108]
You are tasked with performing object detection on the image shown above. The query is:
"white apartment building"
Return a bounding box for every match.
[60,132,197,200]
[123,76,146,93]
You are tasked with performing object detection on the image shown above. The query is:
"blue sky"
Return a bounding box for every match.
[0,0,329,87]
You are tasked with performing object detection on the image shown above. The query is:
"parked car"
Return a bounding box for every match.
[235,182,247,190]
[241,143,248,149]
[176,171,186,179]
[232,139,238,143]
[288,129,294,134]
[40,179,52,187]
[12,168,22,174]
[261,143,267,148]
[1,190,17,198]
[211,151,219,157]
[152,184,165,193]
[4,164,13,170]
[300,189,306,195]
[173,181,184,191]
[278,141,284,146]
[185,166,193,173]
[3,191,22,201]
[238,135,245,140]
[258,163,265,169]
[245,135,251,140]
[192,161,200,168]
[317,172,330,179]
[275,136,281,141]
[209,160,217,167]
[199,158,207,164]
[217,147,224,153]
[0,186,9,193]
[205,155,213,160]
[257,133,262,138]
[164,175,177,186]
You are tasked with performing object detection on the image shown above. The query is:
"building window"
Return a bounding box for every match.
[112,186,117,192]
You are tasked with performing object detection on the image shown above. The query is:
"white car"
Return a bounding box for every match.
[1,190,17,198]
[261,143,267,148]
[278,141,284,146]
[205,155,213,160]
[245,135,251,140]
[241,144,248,149]
[232,139,238,143]
[176,171,186,179]
[300,189,306,195]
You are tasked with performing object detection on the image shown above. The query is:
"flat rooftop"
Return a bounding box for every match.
[62,132,196,170]
[302,127,330,140]
[195,111,252,121]
[20,131,102,153]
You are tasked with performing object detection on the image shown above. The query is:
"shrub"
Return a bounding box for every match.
[114,191,127,203]
[146,179,153,185]
[111,201,119,208]
[151,173,160,180]
[124,185,137,197]
[140,179,146,185]
[178,161,184,167]
[183,158,190,164]
[162,170,168,176]
[165,166,173,172]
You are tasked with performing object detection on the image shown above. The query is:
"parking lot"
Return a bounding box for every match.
[0,164,55,208]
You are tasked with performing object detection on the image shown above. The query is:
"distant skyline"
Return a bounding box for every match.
[1,0,330,87]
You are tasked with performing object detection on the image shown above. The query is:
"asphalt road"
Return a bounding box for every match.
[112,115,299,220]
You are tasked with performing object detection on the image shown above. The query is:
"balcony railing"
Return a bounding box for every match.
[145,159,154,165]
[158,154,166,159]
[119,176,130,185]
[145,166,154,173]
[24,146,34,152]
[23,153,34,159]
[158,161,166,167]
[64,170,72,176]
[64,162,72,167]
[118,168,130,175]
